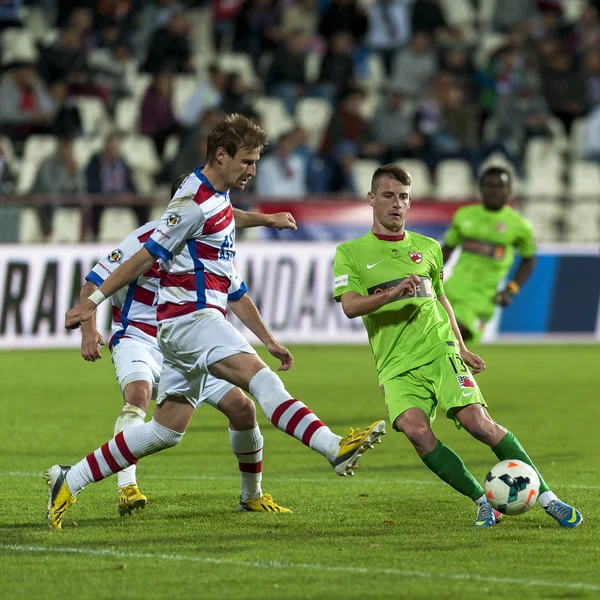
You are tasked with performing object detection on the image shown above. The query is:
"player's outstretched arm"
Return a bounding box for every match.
[340,275,422,318]
[496,255,537,307]
[79,281,105,361]
[233,208,297,231]
[66,248,156,330]
[228,294,294,371]
[437,293,485,374]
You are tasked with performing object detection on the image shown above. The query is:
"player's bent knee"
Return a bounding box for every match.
[218,388,256,429]
[123,379,153,412]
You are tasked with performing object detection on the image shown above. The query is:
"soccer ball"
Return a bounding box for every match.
[484,459,540,515]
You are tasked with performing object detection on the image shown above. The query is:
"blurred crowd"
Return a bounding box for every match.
[1,0,600,237]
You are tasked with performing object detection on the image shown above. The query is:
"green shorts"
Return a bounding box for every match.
[382,351,487,430]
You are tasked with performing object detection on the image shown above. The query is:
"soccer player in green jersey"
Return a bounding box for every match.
[441,166,536,344]
[333,164,582,528]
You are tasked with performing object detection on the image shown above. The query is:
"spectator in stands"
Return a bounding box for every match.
[135,0,185,59]
[411,0,449,38]
[583,49,600,107]
[319,0,368,46]
[179,65,225,129]
[530,2,568,42]
[212,0,245,51]
[391,31,437,99]
[49,81,83,138]
[31,135,85,239]
[38,27,87,85]
[494,71,552,168]
[542,52,588,134]
[85,132,145,241]
[142,11,193,74]
[266,31,309,116]
[0,136,16,195]
[491,0,537,33]
[315,31,356,105]
[363,88,425,163]
[139,70,179,157]
[366,0,413,76]
[318,88,368,193]
[568,2,600,57]
[68,7,94,55]
[0,60,55,141]
[440,44,477,103]
[161,130,208,185]
[233,0,282,70]
[255,131,308,197]
[220,72,255,116]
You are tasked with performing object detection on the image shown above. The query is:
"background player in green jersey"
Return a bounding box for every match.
[441,166,537,344]
[333,164,582,528]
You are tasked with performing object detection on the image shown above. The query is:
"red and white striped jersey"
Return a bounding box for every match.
[86,221,160,349]
[144,168,241,322]
[86,215,247,347]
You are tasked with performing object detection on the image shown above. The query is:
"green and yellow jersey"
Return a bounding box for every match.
[334,230,457,385]
[443,204,536,328]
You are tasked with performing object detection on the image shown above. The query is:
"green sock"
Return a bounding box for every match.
[421,441,484,501]
[492,431,550,494]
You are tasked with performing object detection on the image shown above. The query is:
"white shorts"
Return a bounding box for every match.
[156,308,256,408]
[111,335,236,408]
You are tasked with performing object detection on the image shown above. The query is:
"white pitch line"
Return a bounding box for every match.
[1,472,599,490]
[1,544,598,593]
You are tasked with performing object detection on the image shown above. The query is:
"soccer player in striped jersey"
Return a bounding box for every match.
[49,114,385,529]
[333,163,582,528]
[79,177,299,515]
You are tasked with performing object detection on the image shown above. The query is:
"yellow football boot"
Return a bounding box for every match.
[238,493,292,513]
[331,420,386,476]
[118,484,148,516]
[45,465,77,530]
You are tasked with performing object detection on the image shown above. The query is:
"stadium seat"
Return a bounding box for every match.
[365,53,386,90]
[253,97,294,138]
[130,73,152,100]
[434,159,474,200]
[73,97,110,136]
[570,117,588,158]
[524,138,566,195]
[477,0,497,28]
[121,135,161,174]
[74,137,103,168]
[49,208,82,243]
[563,0,586,23]
[474,32,507,67]
[18,207,43,243]
[569,160,600,197]
[521,199,563,242]
[352,159,380,196]
[115,97,141,134]
[163,135,180,163]
[440,0,475,27]
[305,53,321,83]
[17,135,57,193]
[98,208,140,243]
[565,202,600,242]
[394,158,432,198]
[173,75,201,118]
[1,28,38,64]
[218,52,257,85]
[296,97,332,149]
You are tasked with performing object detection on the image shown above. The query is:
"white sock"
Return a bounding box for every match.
[114,404,146,489]
[229,426,263,501]
[476,494,488,505]
[66,419,183,495]
[249,367,341,461]
[538,491,558,508]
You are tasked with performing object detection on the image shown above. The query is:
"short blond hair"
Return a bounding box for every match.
[206,113,269,164]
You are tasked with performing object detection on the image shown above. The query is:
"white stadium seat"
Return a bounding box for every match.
[98,208,140,243]
[569,161,600,197]
[435,159,474,199]
[253,97,294,138]
[17,135,57,193]
[565,202,600,242]
[352,159,380,197]
[74,137,103,168]
[524,138,565,196]
[218,52,257,86]
[521,199,563,243]
[49,208,82,243]
[570,116,588,159]
[395,158,432,198]
[72,97,110,136]
[296,97,332,149]
[115,97,141,134]
[18,208,43,243]
[173,75,201,117]
[120,135,161,174]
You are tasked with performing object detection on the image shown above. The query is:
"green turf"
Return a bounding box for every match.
[1,345,598,600]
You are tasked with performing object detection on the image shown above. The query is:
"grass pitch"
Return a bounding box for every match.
[1,345,598,599]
